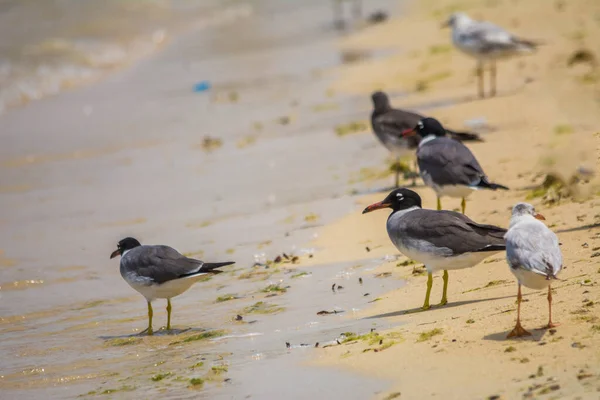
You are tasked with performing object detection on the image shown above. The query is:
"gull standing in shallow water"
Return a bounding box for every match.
[505,203,562,338]
[444,12,540,98]
[110,237,234,335]
[363,188,507,310]
[403,117,508,214]
[370,91,482,187]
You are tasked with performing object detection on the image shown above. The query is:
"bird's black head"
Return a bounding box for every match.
[110,237,142,259]
[416,117,446,137]
[401,117,446,139]
[371,91,391,111]
[362,188,422,214]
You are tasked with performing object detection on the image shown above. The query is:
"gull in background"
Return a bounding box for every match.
[444,12,540,98]
[402,117,508,214]
[110,237,234,335]
[505,203,562,338]
[363,188,506,310]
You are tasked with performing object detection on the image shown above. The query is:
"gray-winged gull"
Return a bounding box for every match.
[403,117,508,214]
[363,188,507,310]
[110,237,234,335]
[444,12,540,98]
[505,203,562,338]
[370,91,482,187]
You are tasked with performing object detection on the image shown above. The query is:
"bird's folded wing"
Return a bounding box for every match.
[135,246,204,284]
[506,225,562,277]
[462,21,515,48]
[417,138,485,185]
[401,210,506,255]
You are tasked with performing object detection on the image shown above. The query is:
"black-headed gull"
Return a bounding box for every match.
[110,237,234,335]
[363,188,507,310]
[370,91,482,187]
[403,117,508,214]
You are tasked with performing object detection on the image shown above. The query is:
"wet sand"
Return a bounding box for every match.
[309,0,600,398]
[0,0,406,399]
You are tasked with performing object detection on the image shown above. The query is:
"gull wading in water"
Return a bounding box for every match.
[403,117,508,215]
[444,12,540,98]
[505,203,562,338]
[363,188,507,310]
[370,91,482,187]
[110,237,234,335]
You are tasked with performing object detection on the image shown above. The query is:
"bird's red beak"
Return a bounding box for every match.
[362,201,392,214]
[110,249,121,259]
[401,128,416,137]
[534,213,546,220]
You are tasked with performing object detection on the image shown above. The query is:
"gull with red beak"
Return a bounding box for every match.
[403,117,508,215]
[363,188,507,310]
[505,203,562,338]
[370,91,482,187]
[110,237,234,335]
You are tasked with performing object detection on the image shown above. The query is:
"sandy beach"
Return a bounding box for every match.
[0,0,599,399]
[309,0,600,398]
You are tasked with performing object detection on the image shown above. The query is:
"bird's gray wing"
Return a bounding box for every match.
[372,109,422,149]
[460,20,520,53]
[123,245,204,284]
[417,137,485,186]
[399,209,506,255]
[505,222,562,278]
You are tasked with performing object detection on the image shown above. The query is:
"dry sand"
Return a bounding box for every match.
[309,0,600,398]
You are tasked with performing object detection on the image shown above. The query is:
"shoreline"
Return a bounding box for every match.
[0,3,252,116]
[308,0,600,398]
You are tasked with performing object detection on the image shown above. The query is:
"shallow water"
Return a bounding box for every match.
[0,0,406,398]
[0,0,252,114]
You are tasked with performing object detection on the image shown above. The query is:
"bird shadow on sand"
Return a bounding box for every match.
[99,327,205,340]
[363,294,514,319]
[408,87,524,115]
[483,327,549,342]
[556,223,600,234]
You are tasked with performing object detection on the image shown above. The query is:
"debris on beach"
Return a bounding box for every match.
[198,136,223,152]
[334,120,368,136]
[367,10,388,24]
[317,309,344,316]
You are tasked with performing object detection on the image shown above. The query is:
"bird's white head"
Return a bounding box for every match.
[510,202,545,227]
[443,12,471,29]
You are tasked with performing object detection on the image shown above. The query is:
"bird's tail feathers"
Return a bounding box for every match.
[200,261,235,274]
[478,178,509,191]
[445,129,483,142]
[515,37,544,51]
[473,244,506,253]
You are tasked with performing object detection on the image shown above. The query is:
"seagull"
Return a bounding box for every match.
[363,188,506,310]
[110,237,234,335]
[402,117,508,214]
[371,91,482,187]
[444,12,540,98]
[504,203,562,338]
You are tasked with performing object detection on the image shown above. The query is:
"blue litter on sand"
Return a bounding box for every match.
[193,81,211,92]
